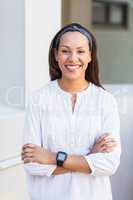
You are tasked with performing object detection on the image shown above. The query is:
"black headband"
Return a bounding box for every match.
[53,25,92,51]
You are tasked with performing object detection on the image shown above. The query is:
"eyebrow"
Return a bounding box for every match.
[60,45,86,49]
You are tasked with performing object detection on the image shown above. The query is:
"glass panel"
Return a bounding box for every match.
[92,2,105,23]
[110,5,122,24]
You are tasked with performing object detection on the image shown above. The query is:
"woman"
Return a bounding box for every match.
[21,23,121,200]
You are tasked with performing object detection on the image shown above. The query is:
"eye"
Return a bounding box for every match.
[78,50,85,54]
[61,49,70,53]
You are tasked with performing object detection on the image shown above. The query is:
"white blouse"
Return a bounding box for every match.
[23,80,121,200]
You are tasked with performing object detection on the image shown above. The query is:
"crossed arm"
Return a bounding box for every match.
[21,133,117,175]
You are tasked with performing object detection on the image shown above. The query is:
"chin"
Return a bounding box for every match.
[63,75,83,81]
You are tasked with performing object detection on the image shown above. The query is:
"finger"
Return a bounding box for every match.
[91,145,103,153]
[100,133,115,141]
[23,157,36,163]
[100,143,117,149]
[97,137,116,146]
[22,144,32,149]
[101,145,116,153]
[104,137,116,142]
[96,139,109,146]
[108,146,117,151]
[22,144,36,149]
[22,143,31,147]
[96,133,111,143]
[22,148,34,154]
[22,153,33,160]
[104,148,115,153]
[102,140,117,147]
[23,152,33,158]
[23,157,33,163]
[104,141,117,146]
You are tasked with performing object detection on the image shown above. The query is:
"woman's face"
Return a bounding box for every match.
[55,31,92,81]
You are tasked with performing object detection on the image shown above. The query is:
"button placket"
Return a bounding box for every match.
[69,94,81,152]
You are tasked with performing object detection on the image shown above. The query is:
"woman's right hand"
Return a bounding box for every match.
[91,133,117,154]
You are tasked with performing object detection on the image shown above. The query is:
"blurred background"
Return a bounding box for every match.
[0,0,132,199]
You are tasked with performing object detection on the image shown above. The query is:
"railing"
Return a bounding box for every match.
[0,155,23,170]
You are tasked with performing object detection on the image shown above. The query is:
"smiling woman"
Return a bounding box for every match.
[22,23,121,200]
[49,23,102,87]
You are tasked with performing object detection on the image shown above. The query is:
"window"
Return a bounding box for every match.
[92,0,129,29]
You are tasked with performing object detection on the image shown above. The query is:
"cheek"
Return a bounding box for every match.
[57,55,67,68]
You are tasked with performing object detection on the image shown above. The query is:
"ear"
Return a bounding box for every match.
[54,49,58,62]
[88,51,92,63]
[88,57,92,63]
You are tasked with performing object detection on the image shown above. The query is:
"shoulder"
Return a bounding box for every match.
[31,80,57,96]
[91,84,117,107]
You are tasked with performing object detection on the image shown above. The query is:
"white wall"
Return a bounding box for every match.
[0,0,61,199]
[25,0,61,102]
[0,0,61,108]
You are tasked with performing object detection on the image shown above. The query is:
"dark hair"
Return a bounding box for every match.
[49,23,103,88]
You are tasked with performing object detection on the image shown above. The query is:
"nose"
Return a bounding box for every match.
[68,52,79,62]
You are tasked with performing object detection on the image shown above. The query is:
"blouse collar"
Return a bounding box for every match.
[54,79,92,97]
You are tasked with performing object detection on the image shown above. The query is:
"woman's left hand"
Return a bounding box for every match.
[21,144,56,164]
[91,133,117,154]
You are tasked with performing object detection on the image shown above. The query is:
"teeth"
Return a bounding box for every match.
[65,65,80,69]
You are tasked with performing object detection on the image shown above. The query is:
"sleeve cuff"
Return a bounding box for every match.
[24,163,57,177]
[83,155,95,176]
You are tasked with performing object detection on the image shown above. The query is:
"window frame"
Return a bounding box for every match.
[92,0,129,29]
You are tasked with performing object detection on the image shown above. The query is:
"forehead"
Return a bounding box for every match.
[59,31,89,47]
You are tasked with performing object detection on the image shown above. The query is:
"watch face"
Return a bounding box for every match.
[58,153,66,161]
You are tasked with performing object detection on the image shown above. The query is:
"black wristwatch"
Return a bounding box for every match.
[56,151,68,167]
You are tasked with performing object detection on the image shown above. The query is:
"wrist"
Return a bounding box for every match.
[42,151,56,165]
[50,152,56,164]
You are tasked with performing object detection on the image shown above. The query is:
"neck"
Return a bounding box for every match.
[58,78,90,94]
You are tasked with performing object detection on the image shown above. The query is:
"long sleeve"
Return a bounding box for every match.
[84,93,121,176]
[22,92,56,177]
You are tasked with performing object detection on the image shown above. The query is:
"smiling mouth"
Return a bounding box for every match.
[65,65,81,70]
